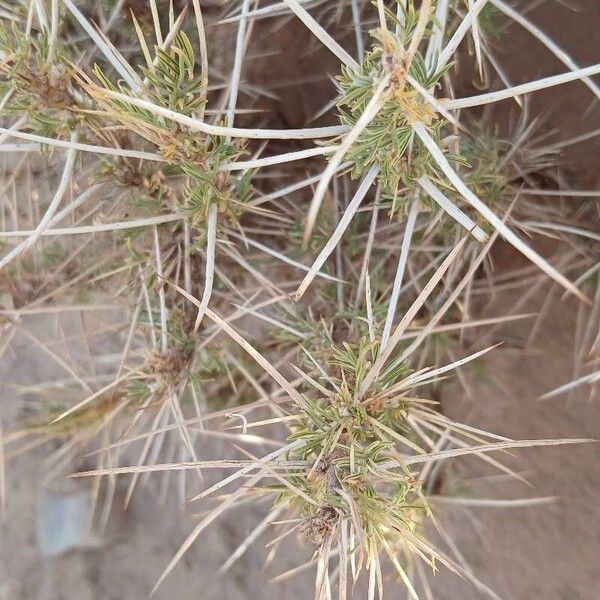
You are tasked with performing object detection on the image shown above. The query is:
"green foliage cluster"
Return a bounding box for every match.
[273,331,430,556]
[92,32,252,231]
[0,24,78,137]
[336,25,451,215]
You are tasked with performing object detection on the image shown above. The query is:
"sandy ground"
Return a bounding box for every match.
[1,1,600,599]
[430,296,600,600]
